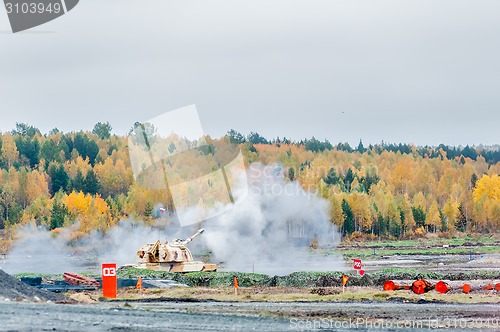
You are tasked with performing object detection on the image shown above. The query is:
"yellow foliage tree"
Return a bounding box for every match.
[425,202,441,232]
[65,191,92,216]
[1,133,19,169]
[442,200,458,232]
[473,174,500,203]
[329,194,344,228]
[63,191,110,234]
[348,192,372,232]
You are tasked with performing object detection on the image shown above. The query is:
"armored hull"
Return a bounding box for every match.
[135,229,217,272]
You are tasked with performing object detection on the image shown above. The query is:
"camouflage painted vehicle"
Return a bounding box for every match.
[136,229,217,272]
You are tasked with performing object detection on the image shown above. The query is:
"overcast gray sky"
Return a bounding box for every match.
[1,0,499,146]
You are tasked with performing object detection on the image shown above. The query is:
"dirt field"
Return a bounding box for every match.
[85,285,500,305]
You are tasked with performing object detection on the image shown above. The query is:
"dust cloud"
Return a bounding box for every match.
[1,163,345,276]
[0,223,80,274]
[199,163,344,275]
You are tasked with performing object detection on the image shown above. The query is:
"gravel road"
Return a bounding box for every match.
[0,301,290,332]
[0,301,498,331]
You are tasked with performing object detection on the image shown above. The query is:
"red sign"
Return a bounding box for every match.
[102,263,117,298]
[359,269,365,276]
[353,259,362,270]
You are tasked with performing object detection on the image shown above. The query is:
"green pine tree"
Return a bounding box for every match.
[84,170,100,195]
[342,199,355,235]
[50,201,67,230]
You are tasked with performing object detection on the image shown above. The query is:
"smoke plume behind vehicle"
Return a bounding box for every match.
[1,163,344,276]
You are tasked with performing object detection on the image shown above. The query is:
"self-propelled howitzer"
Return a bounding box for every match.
[136,229,217,272]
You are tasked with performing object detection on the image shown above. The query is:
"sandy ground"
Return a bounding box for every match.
[79,284,500,305]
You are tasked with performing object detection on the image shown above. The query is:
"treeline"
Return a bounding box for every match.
[0,123,134,235]
[227,130,500,164]
[0,124,499,242]
[230,129,500,239]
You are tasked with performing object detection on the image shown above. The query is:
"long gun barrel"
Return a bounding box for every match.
[181,229,205,245]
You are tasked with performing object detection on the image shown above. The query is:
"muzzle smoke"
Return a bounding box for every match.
[1,163,344,276]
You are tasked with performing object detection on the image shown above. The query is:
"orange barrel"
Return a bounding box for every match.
[383,280,396,291]
[462,284,471,294]
[435,281,451,294]
[412,279,434,294]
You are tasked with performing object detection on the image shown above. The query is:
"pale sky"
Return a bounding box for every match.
[0,0,499,147]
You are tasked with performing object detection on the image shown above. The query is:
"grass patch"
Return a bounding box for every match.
[113,267,499,288]
[340,245,500,258]
[12,267,500,288]
[14,272,63,280]
[340,235,498,249]
[116,269,272,287]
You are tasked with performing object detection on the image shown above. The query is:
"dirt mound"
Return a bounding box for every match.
[69,292,97,303]
[0,269,68,302]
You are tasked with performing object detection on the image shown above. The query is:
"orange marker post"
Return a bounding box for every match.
[341,275,349,293]
[136,277,143,290]
[233,275,239,296]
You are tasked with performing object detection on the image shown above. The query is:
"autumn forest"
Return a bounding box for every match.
[0,123,499,247]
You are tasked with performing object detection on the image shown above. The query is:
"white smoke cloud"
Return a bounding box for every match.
[0,220,178,274]
[0,223,80,274]
[199,163,344,275]
[1,163,344,276]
